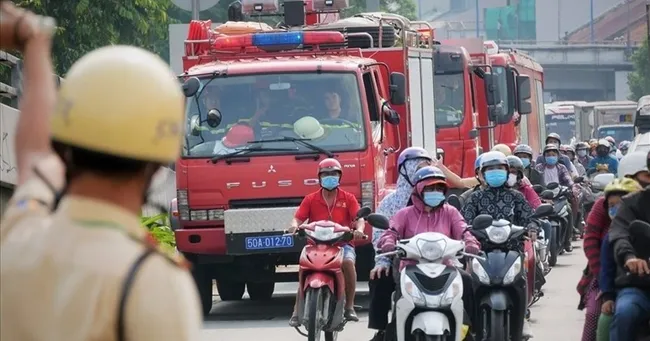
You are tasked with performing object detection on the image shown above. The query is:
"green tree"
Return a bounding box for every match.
[628,37,650,101]
[16,0,174,75]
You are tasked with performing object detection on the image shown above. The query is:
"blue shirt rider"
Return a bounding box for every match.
[587,139,619,176]
[535,133,578,177]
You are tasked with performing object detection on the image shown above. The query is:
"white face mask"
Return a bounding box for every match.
[507,173,518,187]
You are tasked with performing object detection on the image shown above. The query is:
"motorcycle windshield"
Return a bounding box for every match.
[480,250,521,284]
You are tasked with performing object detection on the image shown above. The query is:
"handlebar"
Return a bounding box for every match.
[283,228,368,240]
[375,249,402,261]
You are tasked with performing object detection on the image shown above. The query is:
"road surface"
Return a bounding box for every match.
[201,241,587,340]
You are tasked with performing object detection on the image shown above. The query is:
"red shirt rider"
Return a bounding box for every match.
[288,158,364,325]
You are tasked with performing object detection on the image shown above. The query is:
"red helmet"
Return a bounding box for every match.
[318,158,342,175]
[222,124,254,148]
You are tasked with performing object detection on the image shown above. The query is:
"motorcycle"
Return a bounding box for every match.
[291,207,370,341]
[369,212,479,341]
[526,205,554,307]
[540,182,572,266]
[572,177,586,240]
[467,205,551,341]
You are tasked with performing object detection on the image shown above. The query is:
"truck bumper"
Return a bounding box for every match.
[175,228,226,255]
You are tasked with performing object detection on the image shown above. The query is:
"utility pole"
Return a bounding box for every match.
[366,0,380,11]
[590,0,594,43]
[476,0,480,38]
[646,2,649,62]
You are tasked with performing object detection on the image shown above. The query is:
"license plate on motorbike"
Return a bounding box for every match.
[245,235,295,250]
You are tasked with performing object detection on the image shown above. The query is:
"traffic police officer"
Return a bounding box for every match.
[0,24,202,341]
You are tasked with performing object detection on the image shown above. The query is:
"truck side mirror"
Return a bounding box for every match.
[182,77,201,97]
[389,72,406,105]
[190,115,201,136]
[516,75,532,115]
[483,74,501,107]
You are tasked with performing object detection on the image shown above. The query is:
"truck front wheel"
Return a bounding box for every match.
[247,282,275,301]
[217,280,246,301]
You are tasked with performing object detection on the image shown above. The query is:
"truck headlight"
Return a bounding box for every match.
[361,181,374,208]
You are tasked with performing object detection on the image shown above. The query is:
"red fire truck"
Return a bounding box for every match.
[484,40,544,154]
[171,3,502,315]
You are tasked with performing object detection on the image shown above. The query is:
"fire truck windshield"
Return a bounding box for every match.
[182,72,366,158]
[493,66,512,115]
[434,72,465,127]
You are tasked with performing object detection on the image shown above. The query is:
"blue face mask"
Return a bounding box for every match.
[521,158,531,169]
[320,176,340,190]
[484,169,508,187]
[608,206,619,219]
[423,191,445,207]
[545,156,558,165]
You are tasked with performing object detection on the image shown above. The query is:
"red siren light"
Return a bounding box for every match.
[212,31,345,51]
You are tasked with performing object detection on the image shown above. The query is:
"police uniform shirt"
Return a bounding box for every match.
[0,155,202,341]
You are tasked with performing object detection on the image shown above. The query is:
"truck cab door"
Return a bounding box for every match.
[408,51,437,156]
[362,71,387,203]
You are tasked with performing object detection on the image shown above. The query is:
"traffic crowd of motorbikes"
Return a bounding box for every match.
[286,132,650,341]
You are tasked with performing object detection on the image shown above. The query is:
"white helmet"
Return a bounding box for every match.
[479,151,508,172]
[618,151,650,179]
[293,116,325,139]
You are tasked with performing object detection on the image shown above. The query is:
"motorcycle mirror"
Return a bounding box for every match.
[356,206,372,219]
[546,182,559,190]
[592,173,615,190]
[366,213,390,230]
[447,194,462,210]
[540,190,554,200]
[533,184,544,194]
[472,214,493,230]
[533,203,553,218]
[574,176,584,184]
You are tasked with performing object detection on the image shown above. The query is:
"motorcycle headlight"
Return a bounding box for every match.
[503,257,522,285]
[486,225,511,244]
[471,258,490,285]
[416,239,446,261]
[403,275,427,306]
[306,226,344,242]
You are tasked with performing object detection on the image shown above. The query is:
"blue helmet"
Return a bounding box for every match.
[397,147,432,168]
[413,166,447,184]
[474,154,484,170]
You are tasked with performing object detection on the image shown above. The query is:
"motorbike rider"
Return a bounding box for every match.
[492,143,512,156]
[288,158,366,325]
[604,136,617,158]
[460,151,535,338]
[368,147,432,341]
[535,144,575,188]
[617,140,631,160]
[587,139,619,177]
[375,166,480,340]
[536,133,579,178]
[0,11,203,339]
[459,155,486,203]
[507,155,550,239]
[576,142,594,170]
[514,144,544,186]
[577,178,642,341]
[607,150,650,341]
[561,144,586,177]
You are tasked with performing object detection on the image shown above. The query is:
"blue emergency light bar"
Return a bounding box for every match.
[213,31,345,50]
[252,32,304,47]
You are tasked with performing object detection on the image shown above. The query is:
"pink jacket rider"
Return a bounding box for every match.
[377,190,481,271]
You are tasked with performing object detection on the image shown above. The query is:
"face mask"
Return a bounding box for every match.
[608,205,619,219]
[423,191,445,207]
[507,173,518,187]
[484,169,508,187]
[320,176,340,190]
[577,150,587,157]
[521,158,531,168]
[545,156,558,165]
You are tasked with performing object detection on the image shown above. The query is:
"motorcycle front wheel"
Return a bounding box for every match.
[305,287,337,341]
[490,310,508,341]
[548,226,558,266]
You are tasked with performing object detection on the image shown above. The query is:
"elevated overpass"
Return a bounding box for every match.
[498,40,640,101]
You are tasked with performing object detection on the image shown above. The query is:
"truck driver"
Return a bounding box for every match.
[287,158,366,326]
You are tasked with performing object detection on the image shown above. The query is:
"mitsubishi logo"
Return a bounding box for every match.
[268,165,277,173]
